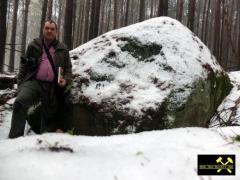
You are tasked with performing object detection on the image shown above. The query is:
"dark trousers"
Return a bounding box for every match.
[8,79,57,138]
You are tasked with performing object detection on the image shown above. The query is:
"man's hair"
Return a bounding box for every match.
[44,20,58,30]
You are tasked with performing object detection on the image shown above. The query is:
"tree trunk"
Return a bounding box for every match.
[99,0,106,34]
[80,0,86,44]
[124,0,130,26]
[74,0,82,47]
[158,0,164,16]
[47,0,53,20]
[9,0,19,72]
[40,0,48,37]
[120,1,125,27]
[89,0,102,40]
[57,0,62,39]
[213,0,221,60]
[195,0,201,36]
[130,0,134,24]
[158,0,168,16]
[150,0,154,18]
[221,1,229,68]
[154,0,158,17]
[176,0,183,22]
[94,0,102,37]
[201,0,207,40]
[76,0,85,45]
[102,0,108,32]
[106,0,112,31]
[113,0,118,29]
[219,0,225,65]
[89,0,96,39]
[208,0,214,49]
[238,0,240,64]
[21,0,30,56]
[0,0,8,72]
[63,0,73,49]
[187,0,196,32]
[226,0,234,69]
[203,0,210,43]
[139,0,145,22]
[72,0,77,47]
[164,0,168,16]
[83,0,90,42]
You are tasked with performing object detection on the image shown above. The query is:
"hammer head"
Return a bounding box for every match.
[227,157,233,164]
[216,157,223,163]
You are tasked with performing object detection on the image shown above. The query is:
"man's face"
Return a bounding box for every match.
[43,22,57,41]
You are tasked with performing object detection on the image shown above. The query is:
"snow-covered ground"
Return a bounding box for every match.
[0,127,240,180]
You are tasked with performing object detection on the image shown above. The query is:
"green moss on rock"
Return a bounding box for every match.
[118,37,162,61]
[163,72,232,128]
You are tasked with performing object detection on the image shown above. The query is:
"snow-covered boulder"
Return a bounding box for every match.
[29,17,232,135]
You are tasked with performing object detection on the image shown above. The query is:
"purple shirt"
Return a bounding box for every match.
[35,47,55,82]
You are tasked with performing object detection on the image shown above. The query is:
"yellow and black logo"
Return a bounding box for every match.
[198,155,235,175]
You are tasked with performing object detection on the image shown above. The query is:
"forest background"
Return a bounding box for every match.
[0,0,239,73]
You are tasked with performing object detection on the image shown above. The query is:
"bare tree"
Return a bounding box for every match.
[40,0,48,37]
[120,0,125,27]
[187,0,196,31]
[89,0,102,40]
[219,0,225,65]
[47,0,53,20]
[57,0,63,39]
[164,0,168,16]
[93,0,102,37]
[21,0,30,56]
[99,0,106,34]
[80,0,86,44]
[176,0,183,22]
[124,0,130,26]
[238,0,240,64]
[213,0,221,60]
[158,0,168,16]
[158,0,164,16]
[89,0,96,39]
[106,0,112,31]
[72,0,77,45]
[0,0,8,72]
[195,0,201,35]
[63,0,73,49]
[83,0,90,42]
[113,0,118,29]
[201,0,207,40]
[150,0,154,18]
[74,0,85,46]
[203,0,210,43]
[9,0,19,72]
[139,0,145,21]
[226,0,234,68]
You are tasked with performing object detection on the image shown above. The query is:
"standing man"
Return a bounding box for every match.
[9,20,72,138]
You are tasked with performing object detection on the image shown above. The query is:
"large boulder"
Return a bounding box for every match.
[29,17,232,135]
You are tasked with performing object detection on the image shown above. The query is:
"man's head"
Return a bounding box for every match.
[42,20,57,42]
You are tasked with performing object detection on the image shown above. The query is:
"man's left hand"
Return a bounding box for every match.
[58,78,66,87]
